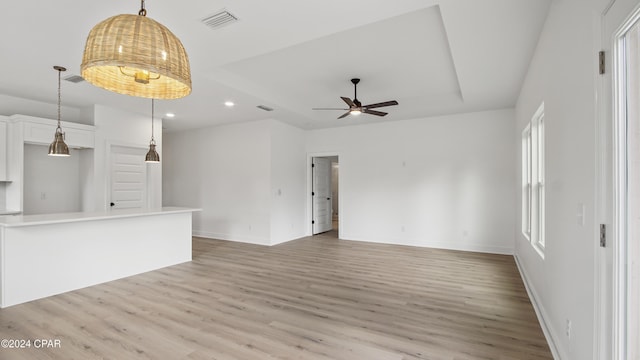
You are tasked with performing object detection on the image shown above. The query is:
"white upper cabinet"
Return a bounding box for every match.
[13,115,95,149]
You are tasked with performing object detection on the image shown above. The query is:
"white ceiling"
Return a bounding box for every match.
[0,0,551,131]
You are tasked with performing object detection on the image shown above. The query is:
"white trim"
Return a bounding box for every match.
[595,2,640,356]
[522,123,532,240]
[192,230,304,247]
[270,236,303,246]
[612,23,627,360]
[192,230,271,246]
[514,254,566,360]
[611,6,640,357]
[521,103,545,257]
[343,235,514,255]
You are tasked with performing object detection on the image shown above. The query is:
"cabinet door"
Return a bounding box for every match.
[0,121,7,181]
[23,121,94,149]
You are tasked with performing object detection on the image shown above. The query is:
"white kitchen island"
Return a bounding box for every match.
[0,207,198,308]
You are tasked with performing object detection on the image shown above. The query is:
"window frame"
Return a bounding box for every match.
[522,102,545,257]
[522,124,532,240]
[533,105,545,253]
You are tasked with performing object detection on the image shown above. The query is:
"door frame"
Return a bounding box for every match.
[596,1,640,358]
[307,152,340,237]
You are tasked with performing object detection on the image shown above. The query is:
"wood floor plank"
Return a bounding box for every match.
[0,235,552,359]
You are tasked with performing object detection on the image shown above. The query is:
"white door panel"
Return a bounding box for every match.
[110,145,147,209]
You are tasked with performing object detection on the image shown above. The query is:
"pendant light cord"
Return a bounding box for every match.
[150,98,155,144]
[56,67,62,133]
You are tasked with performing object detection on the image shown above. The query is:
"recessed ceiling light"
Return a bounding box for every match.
[165,113,175,118]
[224,101,235,107]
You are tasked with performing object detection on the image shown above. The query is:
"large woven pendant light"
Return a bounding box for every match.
[145,99,160,163]
[48,66,70,157]
[81,0,191,99]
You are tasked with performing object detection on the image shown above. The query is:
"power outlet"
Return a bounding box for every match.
[565,319,572,338]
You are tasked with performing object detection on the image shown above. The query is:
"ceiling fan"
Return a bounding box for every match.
[313,78,399,119]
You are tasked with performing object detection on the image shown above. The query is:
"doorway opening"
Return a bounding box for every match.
[311,155,339,238]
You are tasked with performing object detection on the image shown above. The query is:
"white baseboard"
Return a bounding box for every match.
[270,235,304,246]
[341,235,514,255]
[192,230,270,246]
[192,230,305,246]
[514,254,567,360]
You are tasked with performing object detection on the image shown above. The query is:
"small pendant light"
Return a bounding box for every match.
[145,99,160,163]
[48,66,70,157]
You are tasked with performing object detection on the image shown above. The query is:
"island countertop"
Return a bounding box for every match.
[0,207,200,228]
[0,206,198,308]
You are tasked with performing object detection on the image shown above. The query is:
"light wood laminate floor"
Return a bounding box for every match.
[0,235,552,359]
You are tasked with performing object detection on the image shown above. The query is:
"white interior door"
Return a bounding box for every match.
[313,157,332,234]
[599,1,640,358]
[110,145,147,209]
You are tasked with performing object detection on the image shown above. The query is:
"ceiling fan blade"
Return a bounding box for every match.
[364,109,388,117]
[363,100,399,109]
[312,108,349,110]
[341,97,356,107]
[337,111,351,119]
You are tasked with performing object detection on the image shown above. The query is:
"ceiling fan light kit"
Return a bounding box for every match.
[81,0,192,99]
[313,78,398,119]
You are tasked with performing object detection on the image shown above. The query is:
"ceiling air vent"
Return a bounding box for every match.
[202,10,238,30]
[257,105,273,112]
[63,74,85,83]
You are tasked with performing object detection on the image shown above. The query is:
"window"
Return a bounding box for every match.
[522,103,545,256]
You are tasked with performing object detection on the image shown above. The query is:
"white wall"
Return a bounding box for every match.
[23,144,81,214]
[307,109,516,254]
[514,0,602,358]
[270,120,307,244]
[163,119,308,245]
[164,111,515,252]
[164,120,273,245]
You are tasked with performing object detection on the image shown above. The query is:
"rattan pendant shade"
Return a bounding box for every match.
[81,9,191,99]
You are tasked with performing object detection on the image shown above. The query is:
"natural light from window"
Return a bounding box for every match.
[522,103,545,257]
